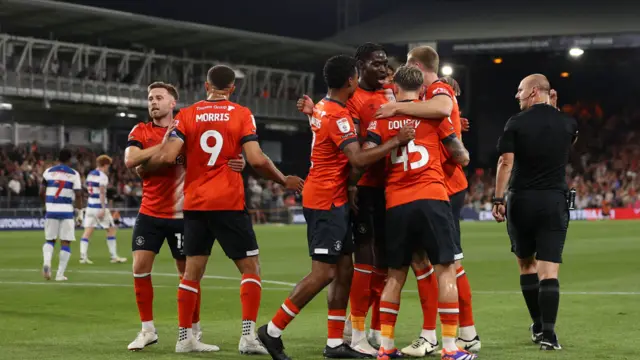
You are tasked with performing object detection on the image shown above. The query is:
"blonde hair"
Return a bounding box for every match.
[408,46,439,73]
[96,154,113,167]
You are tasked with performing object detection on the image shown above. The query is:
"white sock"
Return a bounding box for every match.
[369,329,381,340]
[327,338,343,348]
[56,245,71,278]
[459,325,477,340]
[142,321,155,333]
[351,329,366,346]
[192,321,201,334]
[106,236,117,258]
[42,241,54,267]
[420,329,437,344]
[242,320,255,338]
[381,336,394,351]
[80,238,89,258]
[442,336,458,352]
[267,321,282,338]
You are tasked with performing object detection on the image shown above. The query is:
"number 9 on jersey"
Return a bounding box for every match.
[200,130,224,166]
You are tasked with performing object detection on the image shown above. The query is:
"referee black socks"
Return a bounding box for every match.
[539,278,560,338]
[520,273,541,332]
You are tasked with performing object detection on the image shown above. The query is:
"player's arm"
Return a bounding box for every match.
[342,126,414,170]
[147,117,183,167]
[99,185,107,211]
[124,144,163,169]
[243,141,304,192]
[376,95,453,119]
[492,118,516,222]
[347,139,380,186]
[39,178,47,205]
[73,174,83,210]
[442,135,470,167]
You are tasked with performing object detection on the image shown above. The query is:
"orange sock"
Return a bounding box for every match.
[240,274,262,336]
[456,267,474,327]
[415,265,438,331]
[192,286,201,324]
[328,309,347,345]
[134,274,153,322]
[177,279,199,329]
[270,297,300,332]
[369,268,386,331]
[439,302,460,351]
[350,264,373,328]
[380,301,400,350]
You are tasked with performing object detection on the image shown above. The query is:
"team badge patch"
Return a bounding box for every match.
[135,236,145,246]
[337,118,351,134]
[334,240,343,252]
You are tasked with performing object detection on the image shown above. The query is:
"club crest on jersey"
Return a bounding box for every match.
[175,154,185,165]
[135,236,145,246]
[433,87,449,96]
[357,223,368,234]
[337,118,351,134]
[367,121,377,131]
[334,240,343,252]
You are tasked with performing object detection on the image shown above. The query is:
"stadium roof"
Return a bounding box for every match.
[0,0,355,70]
[327,0,640,46]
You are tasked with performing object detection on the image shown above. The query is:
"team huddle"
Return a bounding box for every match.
[40,43,480,360]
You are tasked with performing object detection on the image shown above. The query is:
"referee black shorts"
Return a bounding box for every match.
[506,190,569,263]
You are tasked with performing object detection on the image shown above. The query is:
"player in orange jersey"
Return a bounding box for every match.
[123,82,246,351]
[360,65,476,360]
[296,44,394,354]
[146,66,304,354]
[258,55,414,360]
[377,46,481,356]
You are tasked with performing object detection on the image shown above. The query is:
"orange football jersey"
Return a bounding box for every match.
[426,80,469,196]
[302,98,358,210]
[172,99,257,211]
[128,122,185,219]
[347,85,395,188]
[366,100,455,209]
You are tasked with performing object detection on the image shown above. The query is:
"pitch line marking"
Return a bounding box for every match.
[2,269,639,295]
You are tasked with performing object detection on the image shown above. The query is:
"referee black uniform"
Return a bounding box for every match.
[496,102,578,350]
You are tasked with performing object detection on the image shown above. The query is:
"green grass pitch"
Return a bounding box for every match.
[0,221,638,359]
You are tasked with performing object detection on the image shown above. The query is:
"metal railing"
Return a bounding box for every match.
[0,71,306,120]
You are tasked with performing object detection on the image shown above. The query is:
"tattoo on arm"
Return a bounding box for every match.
[444,137,470,165]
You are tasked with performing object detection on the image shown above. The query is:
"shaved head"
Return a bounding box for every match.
[516,73,552,110]
[523,74,550,93]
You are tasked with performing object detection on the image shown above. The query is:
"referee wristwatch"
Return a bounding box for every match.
[492,196,505,205]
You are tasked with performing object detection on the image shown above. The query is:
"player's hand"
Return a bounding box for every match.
[163,121,177,143]
[348,186,359,214]
[135,165,146,178]
[228,155,246,172]
[97,209,105,219]
[395,125,416,146]
[296,95,314,116]
[461,117,470,132]
[492,204,506,223]
[549,89,558,108]
[375,102,398,119]
[284,175,304,193]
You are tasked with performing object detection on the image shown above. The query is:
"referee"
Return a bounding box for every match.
[492,74,578,351]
